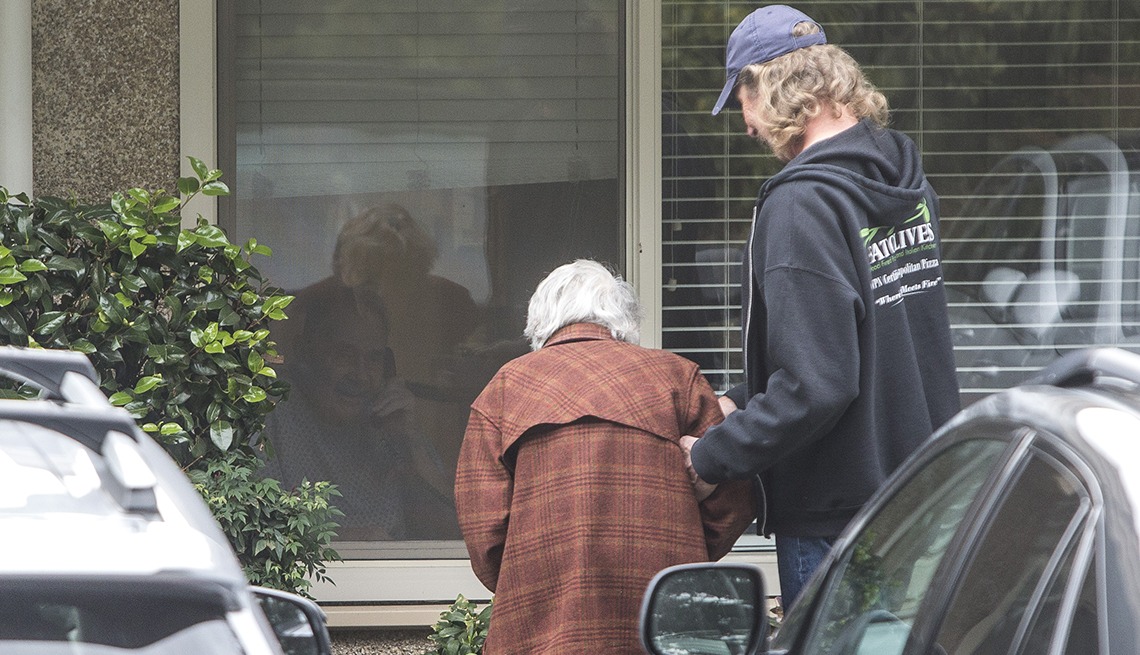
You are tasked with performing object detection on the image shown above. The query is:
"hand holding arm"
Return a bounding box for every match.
[679,435,718,502]
[718,395,738,417]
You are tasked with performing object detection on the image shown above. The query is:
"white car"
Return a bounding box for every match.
[0,346,331,655]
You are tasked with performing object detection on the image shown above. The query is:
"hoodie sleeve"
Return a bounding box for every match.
[682,368,758,560]
[691,184,865,484]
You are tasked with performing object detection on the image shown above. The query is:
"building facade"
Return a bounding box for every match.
[3,0,1138,646]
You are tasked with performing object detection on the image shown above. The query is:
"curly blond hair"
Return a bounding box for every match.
[737,22,888,161]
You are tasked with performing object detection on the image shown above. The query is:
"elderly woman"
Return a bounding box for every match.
[455,259,755,654]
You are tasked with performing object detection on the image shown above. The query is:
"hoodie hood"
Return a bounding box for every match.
[759,120,931,230]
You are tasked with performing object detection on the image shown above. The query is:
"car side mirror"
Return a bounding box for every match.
[252,586,333,655]
[640,563,768,655]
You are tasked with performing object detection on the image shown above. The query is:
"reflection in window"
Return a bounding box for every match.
[225,1,623,542]
[778,438,1007,655]
[0,585,243,654]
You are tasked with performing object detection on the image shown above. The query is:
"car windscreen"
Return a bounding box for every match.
[0,420,124,517]
[0,579,245,654]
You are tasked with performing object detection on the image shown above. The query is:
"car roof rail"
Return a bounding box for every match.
[1025,347,1140,388]
[0,346,101,403]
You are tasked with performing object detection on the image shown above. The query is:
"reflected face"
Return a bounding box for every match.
[337,205,436,287]
[302,313,391,426]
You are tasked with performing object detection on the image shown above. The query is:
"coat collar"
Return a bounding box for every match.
[544,322,616,348]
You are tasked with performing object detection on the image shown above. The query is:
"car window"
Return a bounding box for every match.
[1018,549,1098,655]
[932,448,1089,655]
[779,437,1008,655]
[1121,174,1140,339]
[0,421,121,517]
[0,585,246,655]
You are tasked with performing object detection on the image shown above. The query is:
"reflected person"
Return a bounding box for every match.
[333,203,482,472]
[262,280,459,540]
[456,260,755,654]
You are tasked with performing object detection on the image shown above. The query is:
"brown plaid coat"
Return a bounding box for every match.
[456,323,756,654]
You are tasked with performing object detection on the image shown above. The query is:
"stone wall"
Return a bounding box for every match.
[31,0,179,200]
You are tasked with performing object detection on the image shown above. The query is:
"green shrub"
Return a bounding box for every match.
[425,595,493,655]
[0,157,340,594]
[190,453,342,596]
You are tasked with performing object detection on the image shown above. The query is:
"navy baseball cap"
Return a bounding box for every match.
[711,5,827,115]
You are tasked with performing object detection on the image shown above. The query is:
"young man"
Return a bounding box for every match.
[681,5,961,608]
[456,260,754,654]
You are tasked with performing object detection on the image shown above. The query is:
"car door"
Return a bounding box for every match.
[772,421,1100,655]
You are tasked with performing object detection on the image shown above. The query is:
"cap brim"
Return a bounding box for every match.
[711,72,739,116]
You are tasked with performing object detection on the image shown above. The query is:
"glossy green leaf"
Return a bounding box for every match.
[108,392,133,406]
[45,255,83,272]
[129,239,146,258]
[201,180,230,197]
[219,305,240,327]
[242,387,267,403]
[210,420,234,451]
[120,210,147,227]
[177,176,200,196]
[111,192,128,214]
[134,375,164,393]
[34,311,66,335]
[126,188,151,205]
[188,156,208,180]
[177,230,196,252]
[153,195,180,213]
[0,267,27,284]
[17,259,47,272]
[194,225,229,248]
[119,275,144,294]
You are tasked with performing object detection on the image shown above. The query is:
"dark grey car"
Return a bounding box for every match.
[642,347,1140,655]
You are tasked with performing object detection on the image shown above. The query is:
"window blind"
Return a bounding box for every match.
[234,0,620,198]
[662,0,1140,402]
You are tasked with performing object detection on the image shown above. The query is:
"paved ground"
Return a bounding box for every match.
[331,629,433,655]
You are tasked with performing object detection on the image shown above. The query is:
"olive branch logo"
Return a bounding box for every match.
[860,198,930,247]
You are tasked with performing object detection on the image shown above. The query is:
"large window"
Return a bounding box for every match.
[661,0,1140,402]
[218,0,623,545]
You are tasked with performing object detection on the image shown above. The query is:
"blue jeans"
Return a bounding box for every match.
[776,535,836,610]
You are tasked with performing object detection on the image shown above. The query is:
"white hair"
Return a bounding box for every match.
[524,260,642,350]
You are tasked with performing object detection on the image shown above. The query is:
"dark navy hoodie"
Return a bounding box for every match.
[691,120,961,537]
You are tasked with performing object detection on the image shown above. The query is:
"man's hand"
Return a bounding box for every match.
[679,435,717,502]
[718,395,739,417]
